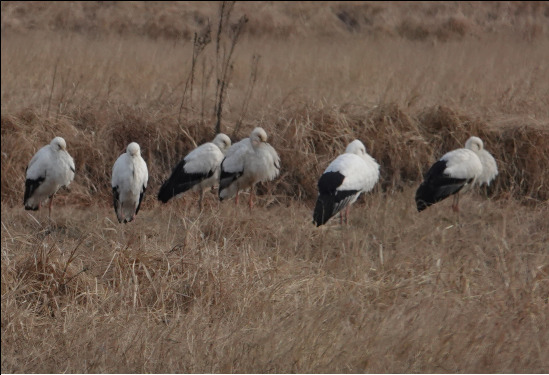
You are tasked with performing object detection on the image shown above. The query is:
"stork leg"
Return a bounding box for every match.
[451,193,460,213]
[198,189,204,211]
[338,206,350,225]
[48,195,54,219]
[248,187,255,211]
[451,193,461,228]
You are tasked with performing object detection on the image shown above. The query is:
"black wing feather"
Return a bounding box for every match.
[218,158,243,200]
[23,175,46,210]
[313,190,359,227]
[136,186,146,215]
[415,160,469,212]
[112,186,121,222]
[158,159,214,203]
[313,171,359,226]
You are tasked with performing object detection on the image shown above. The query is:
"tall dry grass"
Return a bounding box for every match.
[2,2,549,373]
[2,194,548,372]
[2,31,548,204]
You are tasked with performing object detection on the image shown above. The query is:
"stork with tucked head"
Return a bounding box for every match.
[158,133,231,210]
[415,136,496,214]
[112,142,148,224]
[313,139,380,227]
[219,127,280,209]
[24,136,75,218]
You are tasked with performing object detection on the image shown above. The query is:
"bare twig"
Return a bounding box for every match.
[200,57,215,126]
[233,54,260,137]
[46,57,60,118]
[178,22,211,126]
[214,9,248,135]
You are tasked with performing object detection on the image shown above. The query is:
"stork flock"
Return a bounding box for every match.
[23,129,498,226]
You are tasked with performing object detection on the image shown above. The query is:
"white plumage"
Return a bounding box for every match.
[415,136,492,212]
[219,127,280,209]
[157,133,231,209]
[111,142,148,224]
[24,136,75,217]
[313,140,380,226]
[465,136,498,186]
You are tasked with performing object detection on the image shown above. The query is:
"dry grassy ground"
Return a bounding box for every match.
[2,1,549,373]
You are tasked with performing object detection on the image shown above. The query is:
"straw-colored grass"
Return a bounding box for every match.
[2,2,548,373]
[2,195,548,372]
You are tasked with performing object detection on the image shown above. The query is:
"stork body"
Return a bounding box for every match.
[112,142,148,223]
[24,136,75,217]
[158,133,231,209]
[313,140,380,227]
[219,127,280,209]
[415,137,492,213]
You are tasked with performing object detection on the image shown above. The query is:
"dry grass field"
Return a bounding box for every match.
[1,1,549,373]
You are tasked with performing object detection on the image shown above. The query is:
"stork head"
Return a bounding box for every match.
[345,139,367,157]
[127,142,141,156]
[51,137,67,151]
[465,136,484,152]
[250,127,268,147]
[213,133,232,152]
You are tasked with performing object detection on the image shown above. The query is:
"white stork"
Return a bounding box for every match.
[157,133,231,210]
[218,127,280,209]
[111,142,148,224]
[415,136,494,213]
[24,136,75,218]
[313,140,380,227]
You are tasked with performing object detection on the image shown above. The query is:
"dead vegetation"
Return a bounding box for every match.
[2,1,549,41]
[1,1,549,373]
[2,101,548,206]
[2,194,548,373]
